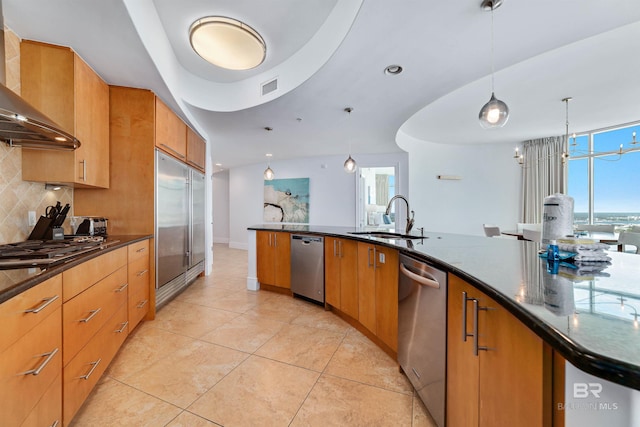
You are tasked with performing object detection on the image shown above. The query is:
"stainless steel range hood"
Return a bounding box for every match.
[0,0,79,151]
[0,87,80,150]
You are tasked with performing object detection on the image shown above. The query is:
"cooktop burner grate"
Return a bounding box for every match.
[0,236,110,268]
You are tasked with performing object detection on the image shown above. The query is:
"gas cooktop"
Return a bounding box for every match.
[0,236,116,268]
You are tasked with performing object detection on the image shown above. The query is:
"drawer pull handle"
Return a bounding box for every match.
[115,321,129,334]
[78,358,101,380]
[24,295,59,314]
[21,347,59,376]
[79,308,101,323]
[136,299,148,309]
[160,143,186,159]
[50,420,60,427]
[115,283,128,293]
[136,247,146,253]
[136,269,149,277]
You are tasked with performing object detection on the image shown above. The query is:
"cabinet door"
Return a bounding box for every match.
[0,306,62,427]
[74,54,109,188]
[257,231,275,286]
[478,292,550,427]
[187,126,206,171]
[446,274,480,427]
[374,245,398,352]
[155,97,187,160]
[357,242,376,334]
[20,40,109,188]
[274,232,291,289]
[324,237,341,307]
[339,239,359,319]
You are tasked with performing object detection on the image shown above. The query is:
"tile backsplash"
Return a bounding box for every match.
[0,27,73,244]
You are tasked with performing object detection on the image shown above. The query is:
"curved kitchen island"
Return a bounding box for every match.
[248,225,640,427]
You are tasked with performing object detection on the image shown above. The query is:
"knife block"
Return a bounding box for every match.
[27,216,54,240]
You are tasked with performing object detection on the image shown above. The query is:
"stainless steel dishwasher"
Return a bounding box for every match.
[290,234,325,304]
[398,253,447,427]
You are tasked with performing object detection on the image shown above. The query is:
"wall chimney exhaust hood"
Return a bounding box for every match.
[0,0,80,151]
[0,86,80,150]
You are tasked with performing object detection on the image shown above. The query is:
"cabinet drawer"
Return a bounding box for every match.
[0,306,62,427]
[128,284,150,331]
[20,373,62,427]
[63,302,128,425]
[128,255,150,294]
[128,239,150,263]
[0,274,62,353]
[63,247,127,301]
[62,266,127,366]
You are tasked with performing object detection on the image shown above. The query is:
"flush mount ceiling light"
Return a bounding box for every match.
[478,0,509,129]
[189,16,266,70]
[343,108,357,174]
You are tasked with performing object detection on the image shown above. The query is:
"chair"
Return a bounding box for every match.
[483,224,501,237]
[575,224,615,233]
[523,228,542,243]
[617,231,640,254]
[517,222,541,233]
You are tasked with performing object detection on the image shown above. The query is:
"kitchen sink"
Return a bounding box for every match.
[349,231,425,240]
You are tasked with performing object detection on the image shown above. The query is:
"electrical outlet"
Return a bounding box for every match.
[28,211,37,226]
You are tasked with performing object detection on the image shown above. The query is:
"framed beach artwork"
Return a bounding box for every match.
[264,178,310,223]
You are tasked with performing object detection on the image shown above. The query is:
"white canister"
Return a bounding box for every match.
[542,193,574,244]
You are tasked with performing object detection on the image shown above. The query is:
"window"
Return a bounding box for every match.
[567,122,640,228]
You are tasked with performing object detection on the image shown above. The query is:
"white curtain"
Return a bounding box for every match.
[521,136,566,223]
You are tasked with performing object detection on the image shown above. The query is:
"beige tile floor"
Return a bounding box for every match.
[71,244,437,427]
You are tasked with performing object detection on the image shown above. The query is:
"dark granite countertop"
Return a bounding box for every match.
[249,224,640,391]
[0,235,152,305]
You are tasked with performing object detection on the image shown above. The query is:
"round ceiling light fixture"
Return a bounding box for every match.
[189,16,266,70]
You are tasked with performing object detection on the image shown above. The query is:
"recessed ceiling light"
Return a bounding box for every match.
[189,16,266,70]
[384,65,403,75]
[215,163,222,167]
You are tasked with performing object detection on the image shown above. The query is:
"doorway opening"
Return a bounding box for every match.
[357,166,399,229]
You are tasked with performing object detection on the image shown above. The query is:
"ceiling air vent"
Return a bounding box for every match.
[261,78,278,96]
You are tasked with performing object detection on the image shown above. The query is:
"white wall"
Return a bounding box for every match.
[225,152,408,249]
[398,132,522,236]
[212,170,230,244]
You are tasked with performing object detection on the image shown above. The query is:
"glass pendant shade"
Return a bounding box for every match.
[264,166,274,180]
[478,92,509,128]
[343,155,357,173]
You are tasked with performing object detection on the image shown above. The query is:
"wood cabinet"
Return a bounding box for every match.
[155,96,187,161]
[187,126,206,172]
[357,242,398,352]
[325,237,359,318]
[62,265,127,366]
[0,240,151,427]
[0,276,62,427]
[257,231,291,289]
[128,239,151,330]
[63,303,128,425]
[61,247,128,425]
[20,40,109,188]
[446,274,552,427]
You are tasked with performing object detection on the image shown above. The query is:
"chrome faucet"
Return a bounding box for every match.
[385,195,415,233]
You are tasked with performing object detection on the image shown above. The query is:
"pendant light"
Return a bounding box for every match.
[478,0,509,129]
[343,107,357,173]
[263,127,275,180]
[561,97,572,163]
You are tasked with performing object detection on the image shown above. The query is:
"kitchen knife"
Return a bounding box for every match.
[53,203,70,227]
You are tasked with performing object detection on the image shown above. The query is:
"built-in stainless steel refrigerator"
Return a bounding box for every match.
[155,150,206,307]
